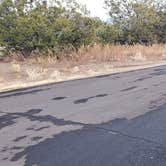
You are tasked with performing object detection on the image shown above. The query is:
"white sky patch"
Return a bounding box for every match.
[77,0,109,21]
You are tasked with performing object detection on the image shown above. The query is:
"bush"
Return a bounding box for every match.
[0,0,97,56]
[0,0,165,58]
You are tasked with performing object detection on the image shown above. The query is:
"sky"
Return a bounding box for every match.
[77,0,109,21]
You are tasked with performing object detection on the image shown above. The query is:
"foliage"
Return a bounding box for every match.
[0,0,96,54]
[96,22,123,44]
[105,0,166,44]
[0,0,165,57]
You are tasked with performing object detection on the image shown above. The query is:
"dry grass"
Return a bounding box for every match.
[70,44,166,63]
[20,44,166,67]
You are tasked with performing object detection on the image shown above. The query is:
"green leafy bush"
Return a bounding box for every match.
[0,0,165,57]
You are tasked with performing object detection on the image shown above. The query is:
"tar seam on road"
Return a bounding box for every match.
[94,126,166,151]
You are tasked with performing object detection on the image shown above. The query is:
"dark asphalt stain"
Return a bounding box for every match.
[74,98,90,104]
[0,88,50,98]
[121,86,137,92]
[154,68,166,72]
[52,97,67,100]
[74,94,108,104]
[0,109,41,130]
[134,76,152,82]
[96,94,108,98]
[10,103,166,166]
[1,147,8,152]
[26,109,43,115]
[150,69,166,76]
[95,74,120,80]
[153,84,159,87]
[31,137,42,141]
[0,114,19,130]
[34,126,50,131]
[26,127,35,131]
[95,74,110,79]
[2,157,8,160]
[1,109,84,128]
[11,146,24,150]
[13,136,27,142]
[27,114,83,126]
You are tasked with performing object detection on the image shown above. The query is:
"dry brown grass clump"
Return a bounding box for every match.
[17,44,166,67]
[70,44,166,63]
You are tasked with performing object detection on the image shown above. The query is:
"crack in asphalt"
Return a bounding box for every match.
[94,126,166,150]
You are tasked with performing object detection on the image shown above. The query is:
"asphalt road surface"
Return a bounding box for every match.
[0,65,166,166]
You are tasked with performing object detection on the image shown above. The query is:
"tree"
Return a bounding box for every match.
[96,24,121,44]
[105,0,165,44]
[0,0,17,45]
[155,2,166,43]
[0,0,96,54]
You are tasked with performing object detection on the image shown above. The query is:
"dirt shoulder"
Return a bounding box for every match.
[0,59,166,92]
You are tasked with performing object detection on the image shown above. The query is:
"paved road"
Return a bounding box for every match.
[0,65,166,166]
